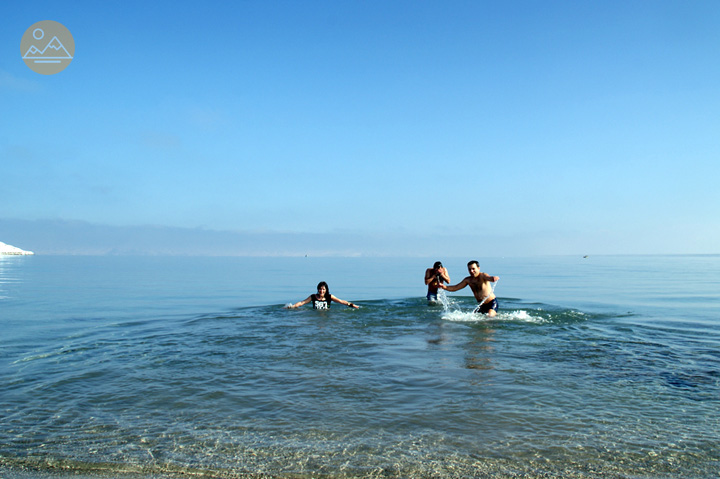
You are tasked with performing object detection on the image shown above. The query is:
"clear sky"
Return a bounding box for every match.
[2,0,719,255]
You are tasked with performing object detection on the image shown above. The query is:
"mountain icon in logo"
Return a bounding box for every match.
[23,35,73,61]
[21,20,75,75]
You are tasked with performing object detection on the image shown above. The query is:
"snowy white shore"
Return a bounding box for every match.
[0,242,34,255]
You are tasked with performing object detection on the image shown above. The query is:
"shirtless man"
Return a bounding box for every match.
[439,260,499,316]
[424,261,450,303]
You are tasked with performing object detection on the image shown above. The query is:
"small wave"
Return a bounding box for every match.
[13,351,55,364]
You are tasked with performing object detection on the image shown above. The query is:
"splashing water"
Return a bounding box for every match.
[439,279,545,323]
[439,279,497,321]
[437,289,451,310]
[441,308,547,323]
[437,288,480,321]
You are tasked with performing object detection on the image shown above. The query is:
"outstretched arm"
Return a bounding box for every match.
[285,296,312,309]
[440,277,469,292]
[331,295,359,309]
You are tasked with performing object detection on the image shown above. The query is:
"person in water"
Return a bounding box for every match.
[439,261,499,316]
[424,261,450,303]
[286,281,359,309]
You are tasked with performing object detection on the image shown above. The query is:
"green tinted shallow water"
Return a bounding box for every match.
[1,255,719,478]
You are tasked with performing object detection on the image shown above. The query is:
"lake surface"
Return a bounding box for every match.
[1,255,718,478]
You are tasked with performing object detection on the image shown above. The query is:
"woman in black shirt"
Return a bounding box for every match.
[286,281,359,309]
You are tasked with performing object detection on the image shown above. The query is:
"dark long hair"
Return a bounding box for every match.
[316,281,330,298]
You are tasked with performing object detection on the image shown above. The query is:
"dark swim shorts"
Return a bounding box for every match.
[473,298,498,314]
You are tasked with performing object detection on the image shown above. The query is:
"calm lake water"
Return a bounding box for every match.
[1,255,718,478]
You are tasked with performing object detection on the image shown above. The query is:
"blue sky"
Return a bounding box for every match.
[2,1,719,255]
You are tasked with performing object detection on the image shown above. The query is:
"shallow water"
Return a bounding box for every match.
[1,255,719,477]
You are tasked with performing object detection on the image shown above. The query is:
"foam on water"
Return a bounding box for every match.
[441,308,546,323]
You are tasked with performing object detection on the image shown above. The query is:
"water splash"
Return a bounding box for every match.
[441,307,546,324]
[437,289,451,310]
